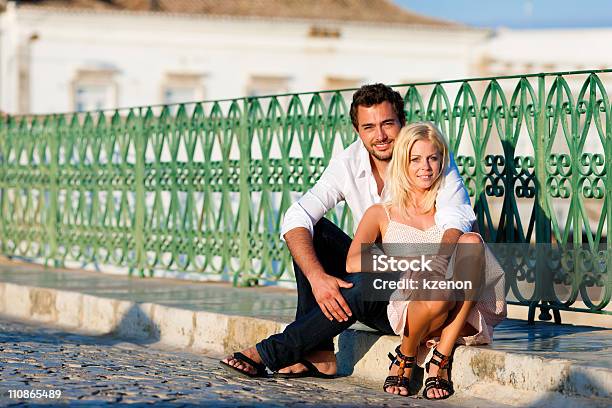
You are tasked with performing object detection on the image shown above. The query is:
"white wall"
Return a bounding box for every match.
[479,27,612,73]
[0,2,18,113]
[1,5,487,114]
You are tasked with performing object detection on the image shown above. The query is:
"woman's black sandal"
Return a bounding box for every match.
[423,347,454,400]
[383,345,415,395]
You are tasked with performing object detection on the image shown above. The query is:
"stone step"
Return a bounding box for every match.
[0,280,609,404]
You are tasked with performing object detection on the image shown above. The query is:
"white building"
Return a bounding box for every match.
[0,0,489,115]
[1,0,608,233]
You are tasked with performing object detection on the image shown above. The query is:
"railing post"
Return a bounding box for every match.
[47,115,60,268]
[535,75,552,243]
[605,74,612,324]
[133,109,146,277]
[530,74,557,324]
[0,116,6,255]
[237,98,253,285]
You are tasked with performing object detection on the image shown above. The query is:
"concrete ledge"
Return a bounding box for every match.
[55,290,83,328]
[506,304,612,329]
[0,282,5,313]
[1,281,609,400]
[3,283,32,319]
[115,302,156,340]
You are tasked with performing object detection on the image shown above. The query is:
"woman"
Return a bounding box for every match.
[345,121,506,400]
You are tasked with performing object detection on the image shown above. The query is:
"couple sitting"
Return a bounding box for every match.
[221,84,506,400]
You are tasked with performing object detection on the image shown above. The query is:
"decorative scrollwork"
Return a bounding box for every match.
[0,71,609,315]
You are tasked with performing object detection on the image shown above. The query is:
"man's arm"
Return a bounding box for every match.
[280,159,346,238]
[284,227,353,322]
[284,228,326,280]
[431,154,475,272]
[281,159,354,322]
[435,153,476,233]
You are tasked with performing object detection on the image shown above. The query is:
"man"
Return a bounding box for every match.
[222,83,475,377]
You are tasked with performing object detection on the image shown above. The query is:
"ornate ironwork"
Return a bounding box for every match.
[0,70,610,316]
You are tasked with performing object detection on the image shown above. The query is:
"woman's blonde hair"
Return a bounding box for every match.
[383,121,450,219]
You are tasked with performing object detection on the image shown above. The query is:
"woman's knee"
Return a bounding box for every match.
[458,232,483,245]
[455,232,485,287]
[421,300,455,318]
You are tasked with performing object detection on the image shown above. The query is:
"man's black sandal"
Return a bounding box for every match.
[423,347,454,400]
[220,352,268,378]
[273,359,336,379]
[383,345,415,395]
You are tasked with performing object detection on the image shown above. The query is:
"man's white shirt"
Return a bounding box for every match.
[280,140,476,239]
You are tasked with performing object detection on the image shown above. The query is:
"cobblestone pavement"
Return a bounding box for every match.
[0,316,507,407]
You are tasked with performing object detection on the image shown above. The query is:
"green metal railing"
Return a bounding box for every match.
[0,70,610,318]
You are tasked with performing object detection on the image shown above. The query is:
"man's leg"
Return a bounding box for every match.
[293,217,352,353]
[264,218,352,374]
[257,273,393,371]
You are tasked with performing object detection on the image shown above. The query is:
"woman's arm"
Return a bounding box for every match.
[346,205,385,273]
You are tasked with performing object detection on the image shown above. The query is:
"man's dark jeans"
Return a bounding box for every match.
[293,217,352,352]
[256,272,394,371]
[256,219,394,371]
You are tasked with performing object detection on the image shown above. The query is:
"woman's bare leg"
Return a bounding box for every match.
[425,232,485,399]
[424,300,476,398]
[385,299,454,395]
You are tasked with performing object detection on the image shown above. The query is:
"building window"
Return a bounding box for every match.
[246,75,290,97]
[324,76,361,91]
[322,76,362,104]
[72,69,117,112]
[308,26,341,39]
[161,73,205,105]
[75,84,112,112]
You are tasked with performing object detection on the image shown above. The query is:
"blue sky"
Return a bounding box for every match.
[395,0,612,29]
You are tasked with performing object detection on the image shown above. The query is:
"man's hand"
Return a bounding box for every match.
[310,272,353,322]
[284,227,353,321]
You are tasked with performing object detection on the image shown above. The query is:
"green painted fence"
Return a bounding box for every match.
[0,70,610,319]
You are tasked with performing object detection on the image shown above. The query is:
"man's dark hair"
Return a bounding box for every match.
[349,83,406,130]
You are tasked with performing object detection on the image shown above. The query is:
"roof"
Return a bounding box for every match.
[15,0,459,26]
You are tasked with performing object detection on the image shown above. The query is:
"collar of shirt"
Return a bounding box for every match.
[356,141,371,179]
[354,141,383,202]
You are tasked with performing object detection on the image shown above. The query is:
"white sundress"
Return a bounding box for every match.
[382,207,507,366]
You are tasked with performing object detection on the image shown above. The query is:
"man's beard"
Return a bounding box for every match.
[369,147,393,162]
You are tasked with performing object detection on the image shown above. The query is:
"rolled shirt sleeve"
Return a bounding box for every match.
[280,159,346,240]
[435,153,476,233]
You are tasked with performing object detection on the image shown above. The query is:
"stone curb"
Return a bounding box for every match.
[0,281,609,400]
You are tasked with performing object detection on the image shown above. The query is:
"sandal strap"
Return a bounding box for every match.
[388,356,416,367]
[387,346,415,370]
[428,348,451,369]
[422,347,455,400]
[432,347,452,362]
[424,376,454,393]
[385,345,416,389]
[232,352,266,375]
[429,357,449,368]
[383,375,410,391]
